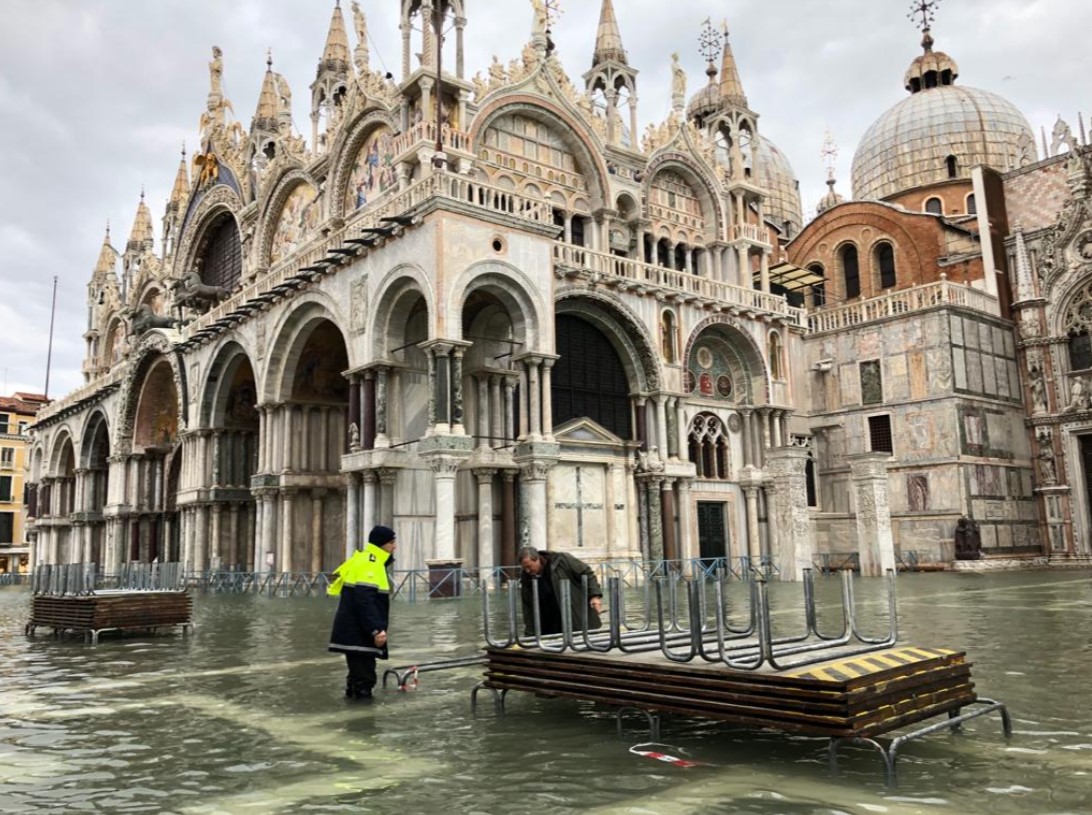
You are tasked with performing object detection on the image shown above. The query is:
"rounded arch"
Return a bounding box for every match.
[554,290,661,393]
[369,264,436,358]
[449,260,546,348]
[872,239,898,290]
[174,184,244,285]
[329,109,401,220]
[48,427,77,478]
[836,240,862,300]
[114,332,188,455]
[643,154,725,243]
[199,339,260,428]
[261,295,350,403]
[470,96,611,210]
[79,409,112,466]
[683,316,769,405]
[257,169,322,269]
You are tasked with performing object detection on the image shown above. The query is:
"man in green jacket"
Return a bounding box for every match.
[518,545,603,636]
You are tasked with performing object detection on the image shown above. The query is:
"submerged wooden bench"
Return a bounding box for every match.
[26,590,193,644]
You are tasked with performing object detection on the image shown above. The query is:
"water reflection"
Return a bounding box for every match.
[0,571,1090,813]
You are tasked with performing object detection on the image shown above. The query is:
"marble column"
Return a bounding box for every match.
[527,359,542,440]
[490,375,503,448]
[209,504,222,570]
[501,471,517,568]
[742,483,762,564]
[504,376,517,445]
[379,469,397,526]
[194,504,209,574]
[677,480,695,561]
[661,480,678,562]
[261,491,277,573]
[655,395,668,456]
[646,477,664,561]
[345,473,360,560]
[767,447,816,581]
[519,461,551,555]
[361,471,377,545]
[452,349,466,435]
[376,367,390,447]
[848,452,897,577]
[430,457,461,562]
[280,490,295,573]
[541,359,555,440]
[477,375,490,451]
[228,504,241,570]
[740,409,753,467]
[311,490,325,574]
[476,470,497,573]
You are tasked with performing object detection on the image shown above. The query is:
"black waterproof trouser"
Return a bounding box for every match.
[344,652,377,698]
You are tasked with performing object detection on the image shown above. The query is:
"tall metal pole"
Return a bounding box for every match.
[432,1,445,166]
[44,275,58,400]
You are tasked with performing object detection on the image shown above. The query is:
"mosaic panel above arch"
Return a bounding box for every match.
[344,126,397,214]
[482,113,587,193]
[270,182,320,265]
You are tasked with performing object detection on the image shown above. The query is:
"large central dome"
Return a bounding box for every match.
[851,33,1036,201]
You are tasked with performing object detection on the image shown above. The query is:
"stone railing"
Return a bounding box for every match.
[733,223,770,245]
[390,122,472,158]
[807,279,1000,334]
[553,243,805,326]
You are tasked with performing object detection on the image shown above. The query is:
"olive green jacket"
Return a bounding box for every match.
[521,551,603,635]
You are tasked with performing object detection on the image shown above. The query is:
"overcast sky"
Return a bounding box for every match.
[1,0,1088,399]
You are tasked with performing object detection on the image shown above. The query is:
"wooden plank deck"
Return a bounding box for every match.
[484,644,976,738]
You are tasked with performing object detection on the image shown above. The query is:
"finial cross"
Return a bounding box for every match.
[908,0,940,32]
[698,17,722,64]
[821,130,839,181]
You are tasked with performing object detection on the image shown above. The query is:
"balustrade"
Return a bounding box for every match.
[807,279,999,334]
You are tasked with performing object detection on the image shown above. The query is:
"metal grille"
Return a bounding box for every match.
[869,414,894,454]
[198,214,242,290]
[552,315,632,440]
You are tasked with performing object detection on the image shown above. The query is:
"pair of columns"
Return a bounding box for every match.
[348,367,397,452]
[639,476,693,562]
[739,408,791,469]
[250,488,334,574]
[634,394,680,459]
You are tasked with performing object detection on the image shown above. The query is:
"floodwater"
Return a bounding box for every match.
[1,571,1091,815]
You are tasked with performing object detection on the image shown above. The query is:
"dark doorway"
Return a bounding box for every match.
[1080,437,1092,532]
[697,501,728,561]
[552,314,632,439]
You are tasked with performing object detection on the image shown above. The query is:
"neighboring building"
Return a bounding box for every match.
[0,392,47,573]
[23,2,1090,577]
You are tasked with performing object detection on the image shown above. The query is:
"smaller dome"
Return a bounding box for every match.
[904,31,959,93]
[816,178,845,214]
[754,136,804,236]
[686,64,722,124]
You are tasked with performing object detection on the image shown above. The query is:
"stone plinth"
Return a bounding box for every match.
[848,453,896,577]
[765,447,815,581]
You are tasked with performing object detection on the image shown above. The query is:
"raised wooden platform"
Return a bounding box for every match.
[27,591,193,643]
[484,643,975,738]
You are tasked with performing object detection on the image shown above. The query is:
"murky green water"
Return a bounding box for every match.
[1,571,1091,814]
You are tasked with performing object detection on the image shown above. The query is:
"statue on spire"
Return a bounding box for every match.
[351,1,369,73]
[209,45,224,100]
[671,53,687,114]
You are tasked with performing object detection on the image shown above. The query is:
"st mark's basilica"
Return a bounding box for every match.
[24,0,1092,579]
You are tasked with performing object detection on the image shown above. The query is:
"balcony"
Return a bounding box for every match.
[553,243,805,327]
[732,223,771,247]
[806,279,1000,334]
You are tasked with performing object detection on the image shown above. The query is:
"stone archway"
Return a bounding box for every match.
[78,412,111,568]
[129,357,182,564]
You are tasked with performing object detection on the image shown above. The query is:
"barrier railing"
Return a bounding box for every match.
[807,279,999,334]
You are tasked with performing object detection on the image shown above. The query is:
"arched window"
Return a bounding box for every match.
[1062,278,1092,371]
[841,244,861,300]
[688,413,729,480]
[946,155,958,179]
[808,263,826,307]
[768,332,784,380]
[925,197,943,215]
[966,193,977,215]
[196,213,242,291]
[553,315,633,439]
[661,310,678,364]
[875,242,897,290]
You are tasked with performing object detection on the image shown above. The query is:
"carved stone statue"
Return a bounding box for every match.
[1065,375,1090,412]
[953,517,981,561]
[531,0,548,38]
[1028,365,1048,413]
[129,304,179,336]
[209,46,224,100]
[1036,431,1057,485]
[637,445,666,474]
[349,422,362,453]
[169,269,230,314]
[671,52,687,111]
[351,1,370,73]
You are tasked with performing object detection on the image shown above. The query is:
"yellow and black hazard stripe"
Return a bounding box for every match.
[786,647,958,683]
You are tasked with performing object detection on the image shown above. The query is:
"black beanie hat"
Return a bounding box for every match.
[368,525,396,546]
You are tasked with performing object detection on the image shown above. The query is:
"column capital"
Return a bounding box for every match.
[474,468,499,482]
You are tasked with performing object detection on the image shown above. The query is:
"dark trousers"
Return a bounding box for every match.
[344,652,377,697]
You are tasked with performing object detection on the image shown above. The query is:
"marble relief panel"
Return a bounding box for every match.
[885,355,909,401]
[952,347,968,390]
[909,352,928,399]
[950,314,965,346]
[978,322,993,354]
[982,352,998,396]
[840,363,861,408]
[964,318,979,350]
[966,351,984,393]
[858,330,881,359]
[995,357,1011,399]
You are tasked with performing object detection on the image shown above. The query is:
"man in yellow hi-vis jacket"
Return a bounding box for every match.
[328,525,397,700]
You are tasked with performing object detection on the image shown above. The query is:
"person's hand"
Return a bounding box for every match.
[374,630,388,646]
[589,597,603,614]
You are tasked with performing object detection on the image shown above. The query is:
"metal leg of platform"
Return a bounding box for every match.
[829,698,1013,786]
[616,707,661,742]
[471,682,506,716]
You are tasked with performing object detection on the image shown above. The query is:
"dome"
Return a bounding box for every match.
[754,136,804,236]
[686,81,721,124]
[816,178,845,214]
[852,38,1035,201]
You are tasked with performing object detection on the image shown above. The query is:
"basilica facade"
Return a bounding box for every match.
[24,0,1092,579]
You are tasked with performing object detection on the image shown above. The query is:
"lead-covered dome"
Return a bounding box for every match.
[851,33,1036,201]
[754,136,804,236]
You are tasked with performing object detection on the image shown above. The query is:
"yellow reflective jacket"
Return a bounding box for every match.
[328,544,392,596]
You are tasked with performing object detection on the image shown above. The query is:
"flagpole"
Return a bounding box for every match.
[44,275,58,401]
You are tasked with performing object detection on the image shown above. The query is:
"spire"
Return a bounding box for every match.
[320,1,352,73]
[93,223,119,278]
[168,144,190,211]
[127,191,154,249]
[718,21,747,109]
[817,131,845,214]
[254,51,281,133]
[592,0,626,66]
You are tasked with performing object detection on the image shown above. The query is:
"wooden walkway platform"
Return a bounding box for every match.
[27,591,193,644]
[484,643,975,739]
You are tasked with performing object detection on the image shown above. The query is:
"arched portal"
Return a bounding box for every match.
[684,322,768,406]
[47,434,77,563]
[79,413,111,567]
[264,312,352,573]
[129,357,182,563]
[201,343,260,570]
